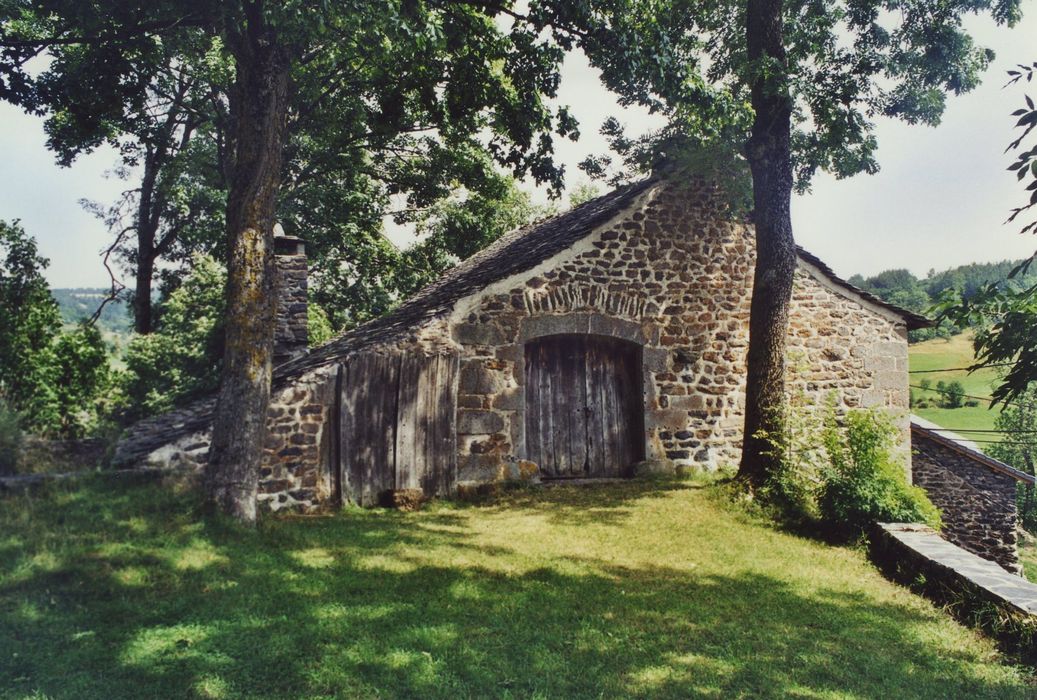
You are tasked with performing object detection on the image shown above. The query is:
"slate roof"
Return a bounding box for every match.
[273,177,659,384]
[911,415,1035,484]
[276,176,929,385]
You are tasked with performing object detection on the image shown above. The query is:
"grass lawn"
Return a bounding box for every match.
[909,331,1004,438]
[1,475,1033,699]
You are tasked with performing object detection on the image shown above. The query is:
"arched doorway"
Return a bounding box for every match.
[524,334,645,478]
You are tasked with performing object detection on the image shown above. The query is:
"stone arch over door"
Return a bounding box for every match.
[523,333,645,478]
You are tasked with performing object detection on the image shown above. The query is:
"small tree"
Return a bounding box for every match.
[0,220,60,431]
[51,323,110,438]
[988,382,1037,532]
[942,380,966,409]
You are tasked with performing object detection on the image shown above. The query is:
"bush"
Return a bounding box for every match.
[819,411,941,534]
[761,401,941,536]
[936,380,965,408]
[0,397,22,475]
[964,399,980,408]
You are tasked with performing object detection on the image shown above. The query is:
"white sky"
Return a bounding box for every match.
[1,4,1035,288]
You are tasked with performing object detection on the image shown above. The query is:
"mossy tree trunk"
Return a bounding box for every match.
[204,5,290,523]
[738,0,796,486]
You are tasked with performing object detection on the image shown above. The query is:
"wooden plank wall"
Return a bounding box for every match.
[339,352,458,506]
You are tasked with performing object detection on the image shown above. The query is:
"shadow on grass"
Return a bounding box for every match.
[0,476,1031,699]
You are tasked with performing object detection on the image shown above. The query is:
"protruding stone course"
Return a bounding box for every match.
[912,428,1022,573]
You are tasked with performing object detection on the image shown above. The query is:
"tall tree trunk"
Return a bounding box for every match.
[132,248,155,334]
[738,0,796,485]
[204,8,290,523]
[132,149,161,334]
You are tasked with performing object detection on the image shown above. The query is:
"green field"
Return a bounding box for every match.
[908,332,1004,440]
[2,475,1033,698]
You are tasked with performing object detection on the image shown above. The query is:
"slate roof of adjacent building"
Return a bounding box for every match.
[911,415,1035,484]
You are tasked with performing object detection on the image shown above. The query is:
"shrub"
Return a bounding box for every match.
[819,410,941,534]
[937,380,965,408]
[0,397,22,475]
[964,399,980,408]
[760,401,941,536]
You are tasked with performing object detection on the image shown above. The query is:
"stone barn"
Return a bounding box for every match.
[115,176,929,512]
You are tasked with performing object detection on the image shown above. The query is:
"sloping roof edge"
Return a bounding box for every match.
[795,247,933,331]
[911,416,1035,485]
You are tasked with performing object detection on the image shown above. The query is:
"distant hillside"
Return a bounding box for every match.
[51,288,133,335]
[908,331,1003,439]
[848,258,1037,341]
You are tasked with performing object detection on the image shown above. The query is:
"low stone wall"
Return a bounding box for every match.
[871,523,1037,659]
[912,431,1020,573]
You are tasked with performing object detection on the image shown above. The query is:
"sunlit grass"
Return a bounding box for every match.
[909,331,1004,437]
[0,474,1033,698]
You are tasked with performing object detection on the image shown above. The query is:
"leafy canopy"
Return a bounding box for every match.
[581,0,1020,192]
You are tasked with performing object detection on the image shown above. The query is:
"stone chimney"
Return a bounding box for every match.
[273,226,308,366]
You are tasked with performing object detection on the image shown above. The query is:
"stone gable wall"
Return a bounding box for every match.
[448,180,910,479]
[911,433,1020,573]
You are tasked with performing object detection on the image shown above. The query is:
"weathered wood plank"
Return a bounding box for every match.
[431,353,459,495]
[524,334,644,479]
[339,361,354,504]
[571,337,590,476]
[524,348,542,471]
[395,354,422,491]
[339,352,399,506]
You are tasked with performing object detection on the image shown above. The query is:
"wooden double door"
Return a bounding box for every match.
[524,334,645,478]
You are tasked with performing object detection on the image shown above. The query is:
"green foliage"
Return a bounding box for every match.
[849,260,1037,342]
[938,65,1037,404]
[0,221,114,438]
[395,176,552,298]
[307,304,334,348]
[568,182,602,208]
[117,255,226,423]
[51,323,110,439]
[988,382,1037,532]
[935,380,966,408]
[0,397,21,476]
[819,412,942,534]
[757,393,827,525]
[761,399,940,534]
[0,220,61,431]
[580,0,1019,194]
